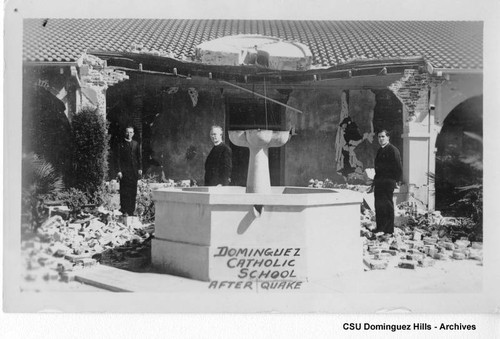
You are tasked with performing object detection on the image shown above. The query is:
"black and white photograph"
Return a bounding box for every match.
[2,0,500,336]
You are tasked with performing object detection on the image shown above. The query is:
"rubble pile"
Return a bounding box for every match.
[21,209,154,285]
[362,201,483,271]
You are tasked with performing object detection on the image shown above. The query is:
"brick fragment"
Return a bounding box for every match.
[427,248,438,258]
[453,247,469,256]
[443,242,455,250]
[412,230,423,241]
[433,252,449,260]
[406,253,425,261]
[452,252,466,260]
[423,236,438,244]
[381,249,398,256]
[422,245,435,255]
[363,257,389,270]
[468,250,483,261]
[390,242,409,252]
[56,261,74,273]
[64,252,93,263]
[471,242,483,250]
[374,253,392,260]
[418,257,435,267]
[76,258,97,268]
[455,240,470,249]
[398,260,417,269]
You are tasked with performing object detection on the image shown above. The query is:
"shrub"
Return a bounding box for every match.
[50,188,90,216]
[22,153,65,230]
[135,175,159,223]
[92,182,119,212]
[71,107,110,195]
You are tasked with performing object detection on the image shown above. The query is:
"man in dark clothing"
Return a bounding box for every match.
[115,126,142,216]
[204,125,232,186]
[372,129,402,234]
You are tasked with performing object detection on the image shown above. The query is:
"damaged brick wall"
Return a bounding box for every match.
[388,69,429,120]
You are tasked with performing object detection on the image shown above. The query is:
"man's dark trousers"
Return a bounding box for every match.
[374,178,396,234]
[120,175,138,215]
[116,139,141,216]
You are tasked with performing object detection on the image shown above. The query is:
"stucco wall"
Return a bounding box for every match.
[150,88,226,183]
[106,77,403,187]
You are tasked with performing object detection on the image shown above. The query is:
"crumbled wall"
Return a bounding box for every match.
[388,69,429,120]
[284,88,379,186]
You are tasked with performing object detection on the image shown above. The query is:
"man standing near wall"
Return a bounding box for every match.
[116,126,142,216]
[371,129,402,235]
[204,125,232,186]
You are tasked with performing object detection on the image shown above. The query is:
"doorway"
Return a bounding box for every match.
[226,98,285,187]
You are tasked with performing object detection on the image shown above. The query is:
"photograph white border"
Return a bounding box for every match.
[3,0,500,335]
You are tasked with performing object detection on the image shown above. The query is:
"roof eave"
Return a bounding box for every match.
[24,61,78,67]
[431,68,483,75]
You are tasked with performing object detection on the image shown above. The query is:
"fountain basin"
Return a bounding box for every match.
[152,186,363,282]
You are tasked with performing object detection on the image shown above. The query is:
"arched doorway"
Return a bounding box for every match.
[22,85,73,182]
[435,96,482,215]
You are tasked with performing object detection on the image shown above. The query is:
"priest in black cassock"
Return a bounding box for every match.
[372,129,402,234]
[115,126,142,216]
[204,125,232,186]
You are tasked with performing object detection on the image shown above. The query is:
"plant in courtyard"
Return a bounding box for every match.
[135,174,159,223]
[49,188,90,216]
[93,182,119,212]
[22,153,65,230]
[71,107,110,196]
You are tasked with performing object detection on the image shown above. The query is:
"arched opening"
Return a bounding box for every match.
[22,85,73,182]
[435,95,482,217]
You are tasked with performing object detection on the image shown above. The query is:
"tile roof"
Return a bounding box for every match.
[23,19,483,70]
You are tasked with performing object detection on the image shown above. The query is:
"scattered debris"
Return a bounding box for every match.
[362,200,483,271]
[20,206,154,287]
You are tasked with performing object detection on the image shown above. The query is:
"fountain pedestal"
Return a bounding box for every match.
[151,130,363,283]
[229,129,290,193]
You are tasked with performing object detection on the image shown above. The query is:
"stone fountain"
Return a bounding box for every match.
[151,130,363,283]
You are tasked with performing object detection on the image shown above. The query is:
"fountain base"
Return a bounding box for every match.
[152,186,363,282]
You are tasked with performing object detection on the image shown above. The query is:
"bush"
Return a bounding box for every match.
[135,175,159,223]
[22,153,65,230]
[50,188,90,216]
[71,107,110,195]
